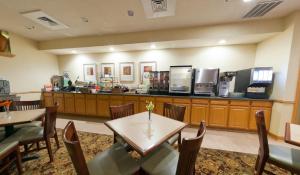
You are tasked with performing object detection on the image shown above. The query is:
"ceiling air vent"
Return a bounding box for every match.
[243,0,283,18]
[20,10,69,30]
[141,0,176,18]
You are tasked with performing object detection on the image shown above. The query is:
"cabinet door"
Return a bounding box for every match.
[191,104,208,125]
[124,96,139,114]
[173,103,191,123]
[249,107,272,130]
[209,105,228,127]
[110,96,123,106]
[53,93,64,113]
[75,94,86,115]
[228,106,250,129]
[86,95,97,116]
[154,97,173,115]
[64,94,75,114]
[97,95,110,118]
[44,93,54,107]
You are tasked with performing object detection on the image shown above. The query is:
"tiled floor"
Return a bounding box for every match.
[57,114,295,155]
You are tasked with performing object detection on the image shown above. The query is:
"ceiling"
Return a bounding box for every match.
[0,0,299,41]
[47,33,276,55]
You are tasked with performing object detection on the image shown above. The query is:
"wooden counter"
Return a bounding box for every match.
[42,92,273,131]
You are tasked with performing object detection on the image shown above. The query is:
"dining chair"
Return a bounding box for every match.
[163,103,186,150]
[2,105,60,162]
[255,111,300,175]
[141,121,206,175]
[11,100,44,128]
[0,141,22,174]
[63,121,140,175]
[109,103,134,144]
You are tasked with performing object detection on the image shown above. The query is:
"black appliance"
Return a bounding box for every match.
[234,67,273,99]
[149,71,169,95]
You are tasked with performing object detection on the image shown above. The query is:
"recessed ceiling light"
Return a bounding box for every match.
[71,50,77,54]
[150,44,156,49]
[218,40,227,44]
[243,0,253,2]
[110,47,115,52]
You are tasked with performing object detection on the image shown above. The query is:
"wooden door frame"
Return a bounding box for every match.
[292,68,300,124]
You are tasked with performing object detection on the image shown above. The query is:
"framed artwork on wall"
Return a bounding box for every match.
[119,62,135,82]
[83,64,97,82]
[101,63,115,77]
[140,61,157,82]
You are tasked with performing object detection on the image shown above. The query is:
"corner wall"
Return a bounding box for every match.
[0,33,59,100]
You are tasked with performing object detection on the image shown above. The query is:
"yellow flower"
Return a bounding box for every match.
[146,101,155,111]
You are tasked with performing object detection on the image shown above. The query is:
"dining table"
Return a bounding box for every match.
[0,108,46,138]
[105,111,187,156]
[284,123,300,147]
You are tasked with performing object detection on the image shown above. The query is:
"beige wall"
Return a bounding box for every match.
[254,12,300,136]
[58,44,257,87]
[0,33,59,100]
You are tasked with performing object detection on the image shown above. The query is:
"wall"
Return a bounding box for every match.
[254,11,300,136]
[0,33,59,100]
[58,44,257,87]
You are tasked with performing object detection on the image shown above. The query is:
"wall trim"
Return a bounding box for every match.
[273,100,295,104]
[12,91,41,95]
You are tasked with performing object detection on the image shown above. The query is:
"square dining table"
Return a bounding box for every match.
[0,108,46,137]
[285,123,300,147]
[105,111,187,156]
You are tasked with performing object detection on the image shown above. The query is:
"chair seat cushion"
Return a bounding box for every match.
[14,121,42,129]
[0,141,18,156]
[141,143,178,175]
[87,143,140,175]
[2,126,43,144]
[269,144,300,172]
[167,134,179,145]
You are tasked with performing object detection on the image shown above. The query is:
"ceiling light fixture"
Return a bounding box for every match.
[243,0,253,2]
[71,50,77,54]
[150,44,156,49]
[218,40,227,45]
[128,10,134,16]
[110,47,115,52]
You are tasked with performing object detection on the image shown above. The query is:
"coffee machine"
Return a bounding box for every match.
[193,68,219,96]
[235,67,273,99]
[149,71,169,95]
[218,72,237,97]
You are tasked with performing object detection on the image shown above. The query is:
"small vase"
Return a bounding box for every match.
[148,110,151,121]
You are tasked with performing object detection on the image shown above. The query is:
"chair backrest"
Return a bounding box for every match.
[12,100,42,111]
[44,105,58,138]
[163,103,186,122]
[109,103,134,120]
[176,121,206,175]
[63,121,89,175]
[255,111,269,157]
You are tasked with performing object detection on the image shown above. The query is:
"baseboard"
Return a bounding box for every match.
[268,131,284,140]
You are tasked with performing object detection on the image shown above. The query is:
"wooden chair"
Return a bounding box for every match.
[63,121,140,175]
[11,100,44,128]
[255,111,300,175]
[0,141,22,174]
[2,105,60,162]
[141,121,206,175]
[163,103,186,150]
[109,103,134,144]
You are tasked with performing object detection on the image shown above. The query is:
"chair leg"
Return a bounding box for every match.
[54,129,60,149]
[45,138,53,162]
[24,144,28,153]
[255,156,267,175]
[113,133,117,143]
[178,132,182,152]
[255,153,260,171]
[36,142,40,150]
[15,146,23,174]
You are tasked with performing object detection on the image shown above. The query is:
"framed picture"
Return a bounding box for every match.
[83,64,97,82]
[140,62,157,82]
[101,63,115,77]
[120,62,135,82]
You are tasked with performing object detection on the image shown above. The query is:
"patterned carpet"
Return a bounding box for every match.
[11,130,288,175]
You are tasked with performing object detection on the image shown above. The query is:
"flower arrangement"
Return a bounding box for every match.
[146,101,155,120]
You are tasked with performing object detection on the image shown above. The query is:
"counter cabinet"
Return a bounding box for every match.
[42,92,273,131]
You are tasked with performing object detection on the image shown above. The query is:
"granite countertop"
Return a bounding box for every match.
[45,90,273,101]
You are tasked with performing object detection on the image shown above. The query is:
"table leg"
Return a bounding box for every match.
[5,125,15,137]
